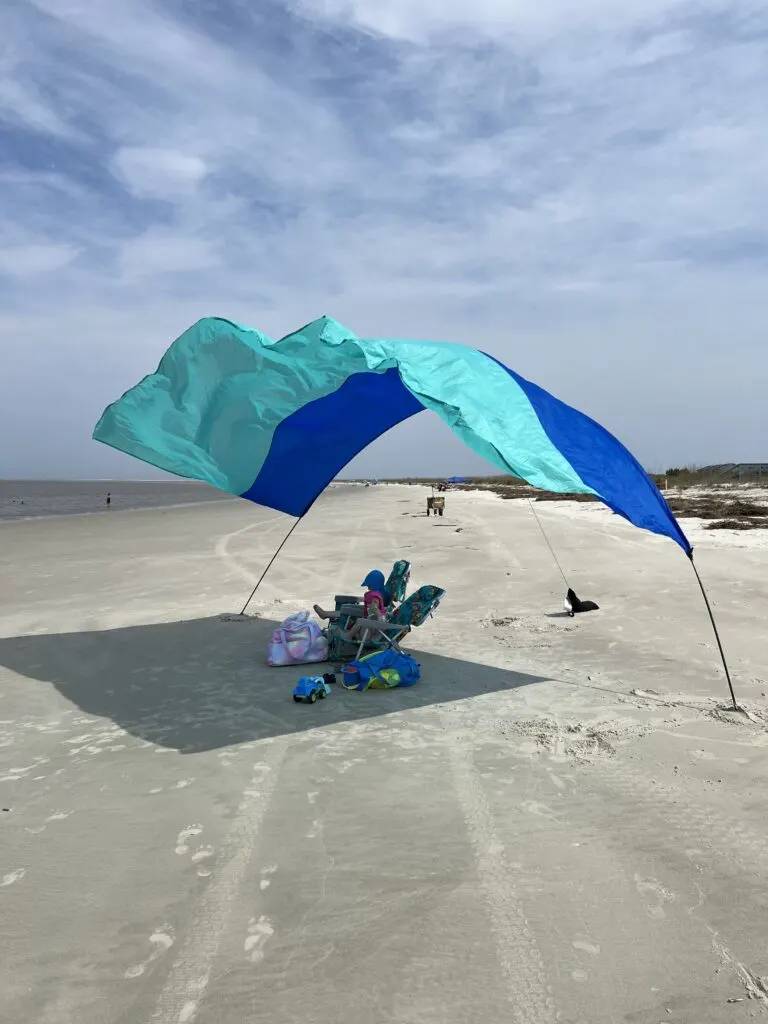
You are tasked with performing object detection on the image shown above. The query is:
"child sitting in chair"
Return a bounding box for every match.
[335,572,391,644]
[314,569,391,625]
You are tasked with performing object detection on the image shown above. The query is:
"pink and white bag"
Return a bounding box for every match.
[267,611,328,667]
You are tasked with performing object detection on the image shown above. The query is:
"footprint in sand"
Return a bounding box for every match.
[46,810,72,823]
[251,763,271,783]
[244,915,274,963]
[635,874,677,919]
[175,825,203,855]
[1,868,25,887]
[573,940,601,957]
[260,864,277,891]
[191,846,215,877]
[124,926,175,978]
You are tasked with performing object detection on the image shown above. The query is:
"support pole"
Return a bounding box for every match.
[240,517,303,616]
[689,553,738,710]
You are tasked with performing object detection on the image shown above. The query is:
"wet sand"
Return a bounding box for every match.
[1,485,767,1023]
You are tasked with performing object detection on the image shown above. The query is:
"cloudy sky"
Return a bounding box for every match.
[1,0,766,480]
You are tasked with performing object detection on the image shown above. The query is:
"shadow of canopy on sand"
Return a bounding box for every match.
[0,615,550,754]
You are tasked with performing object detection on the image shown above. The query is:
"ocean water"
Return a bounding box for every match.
[0,480,235,521]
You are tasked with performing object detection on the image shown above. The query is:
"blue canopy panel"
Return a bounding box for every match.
[486,357,690,552]
[242,367,422,516]
[93,315,690,553]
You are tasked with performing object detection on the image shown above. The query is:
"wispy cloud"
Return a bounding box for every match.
[110,148,209,200]
[0,241,79,276]
[1,0,766,476]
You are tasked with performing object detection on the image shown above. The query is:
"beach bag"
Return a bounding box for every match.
[267,611,328,667]
[341,647,421,691]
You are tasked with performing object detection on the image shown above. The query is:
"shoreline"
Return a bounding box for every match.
[0,479,361,524]
[0,496,240,525]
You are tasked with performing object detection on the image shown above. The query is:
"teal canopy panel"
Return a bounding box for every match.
[93,315,690,553]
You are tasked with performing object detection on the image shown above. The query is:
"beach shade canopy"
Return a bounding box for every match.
[93,315,690,554]
[446,476,470,484]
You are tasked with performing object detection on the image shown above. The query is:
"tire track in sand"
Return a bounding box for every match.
[216,513,367,603]
[446,731,556,1024]
[215,517,287,586]
[588,754,768,877]
[545,748,768,1002]
[149,740,288,1024]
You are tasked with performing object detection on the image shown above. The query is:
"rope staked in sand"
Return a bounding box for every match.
[447,736,556,1024]
[149,741,289,1024]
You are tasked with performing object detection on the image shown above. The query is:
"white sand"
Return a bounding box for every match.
[540,486,768,552]
[1,485,767,1023]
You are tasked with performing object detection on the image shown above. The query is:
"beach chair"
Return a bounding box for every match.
[330,560,411,630]
[384,559,411,605]
[327,584,445,662]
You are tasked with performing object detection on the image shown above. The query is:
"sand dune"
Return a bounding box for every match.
[1,485,766,1023]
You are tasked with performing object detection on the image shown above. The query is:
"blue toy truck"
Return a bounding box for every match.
[293,676,332,704]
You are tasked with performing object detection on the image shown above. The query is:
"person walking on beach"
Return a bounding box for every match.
[106,492,111,508]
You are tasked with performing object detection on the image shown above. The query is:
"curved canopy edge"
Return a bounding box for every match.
[92,315,690,553]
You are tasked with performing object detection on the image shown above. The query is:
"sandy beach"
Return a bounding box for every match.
[1,484,767,1024]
